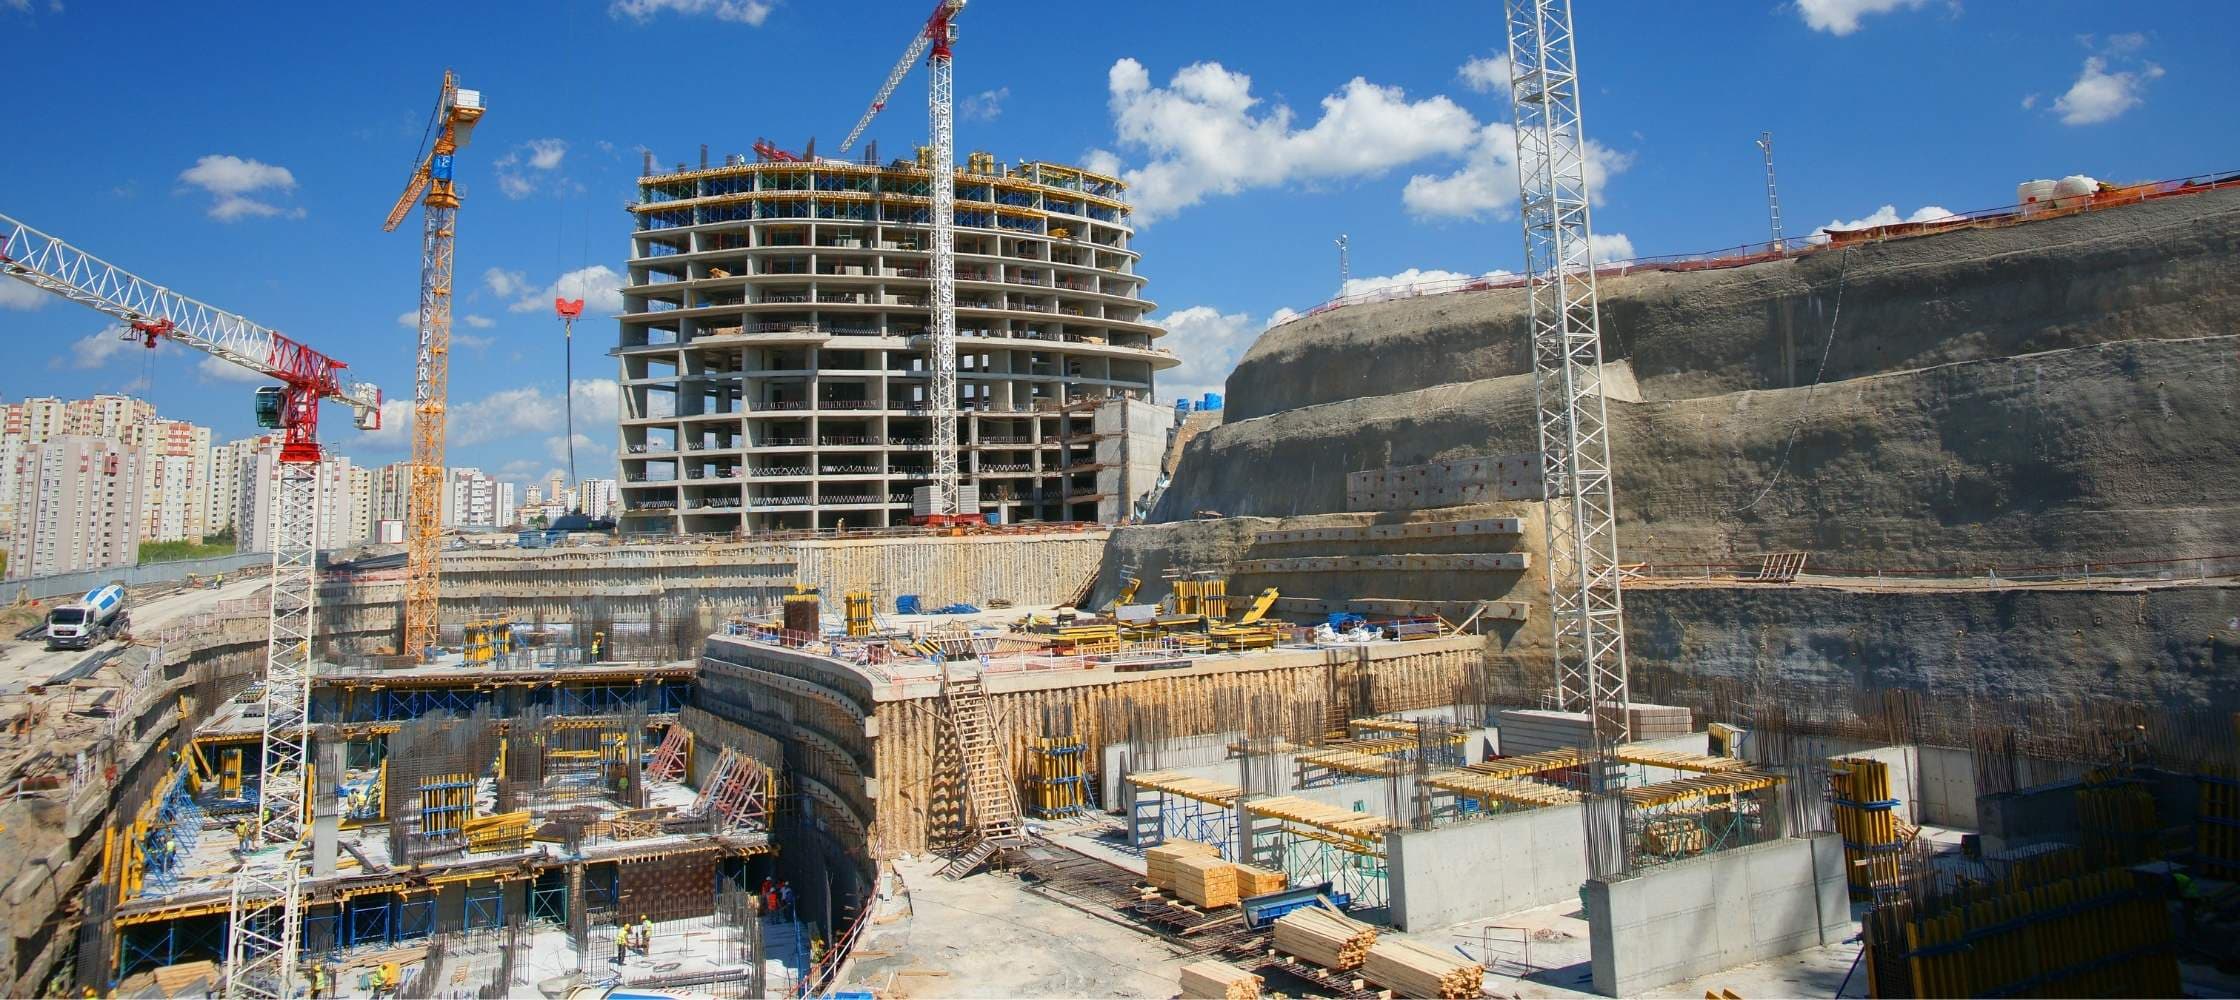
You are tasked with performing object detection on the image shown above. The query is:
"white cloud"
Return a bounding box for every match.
[57,325,136,369]
[1092,59,1480,223]
[609,0,770,25]
[2020,93,2039,110]
[509,265,624,315]
[1817,204,1957,237]
[351,399,415,452]
[485,267,531,298]
[1401,122,1631,221]
[463,314,495,329]
[454,332,496,351]
[548,432,599,466]
[178,154,300,222]
[960,87,1009,122]
[395,310,418,328]
[1591,232,1636,264]
[1458,53,1512,98]
[197,355,269,383]
[494,139,570,199]
[1794,0,1926,36]
[1339,267,1504,299]
[2051,55,2162,125]
[2104,32,2147,56]
[0,279,48,310]
[1152,305,1289,404]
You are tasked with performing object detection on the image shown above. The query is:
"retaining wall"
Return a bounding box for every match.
[1585,833,1850,996]
[1387,804,1588,932]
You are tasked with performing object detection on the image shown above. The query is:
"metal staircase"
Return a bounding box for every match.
[647,723,690,783]
[938,661,1024,878]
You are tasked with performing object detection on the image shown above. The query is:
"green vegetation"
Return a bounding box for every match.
[139,538,237,565]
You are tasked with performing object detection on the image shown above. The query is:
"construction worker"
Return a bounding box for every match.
[307,963,326,999]
[779,882,795,921]
[809,933,825,966]
[612,923,630,965]
[638,914,654,955]
[234,819,253,854]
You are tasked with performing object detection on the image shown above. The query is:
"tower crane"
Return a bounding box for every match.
[838,0,978,524]
[1502,2,1632,749]
[1,211,382,998]
[385,70,484,657]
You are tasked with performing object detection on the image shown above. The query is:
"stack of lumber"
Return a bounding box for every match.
[1627,703,1693,740]
[150,960,219,998]
[1172,854,1240,908]
[1146,839,1219,891]
[1361,937,1485,999]
[1272,904,1377,970]
[1178,960,1263,1000]
[1233,863,1287,897]
[1494,709,1592,756]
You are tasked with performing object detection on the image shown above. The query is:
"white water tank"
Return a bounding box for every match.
[2017,179,2058,216]
[2054,174,2100,207]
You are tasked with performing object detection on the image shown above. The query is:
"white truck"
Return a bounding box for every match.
[46,583,128,651]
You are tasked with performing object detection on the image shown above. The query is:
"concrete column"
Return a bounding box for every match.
[313,734,343,876]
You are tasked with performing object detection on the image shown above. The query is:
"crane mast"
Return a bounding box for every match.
[840,1,972,521]
[1,211,379,999]
[926,3,962,517]
[1503,0,1631,748]
[385,71,483,657]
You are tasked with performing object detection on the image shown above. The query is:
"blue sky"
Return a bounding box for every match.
[2,0,2233,489]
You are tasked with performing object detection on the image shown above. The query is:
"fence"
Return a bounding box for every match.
[5,550,270,603]
[1270,167,2240,328]
[1627,551,2240,587]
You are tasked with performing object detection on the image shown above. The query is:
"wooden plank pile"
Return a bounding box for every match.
[1362,937,1484,999]
[1233,863,1287,897]
[1146,839,1219,892]
[150,960,219,998]
[1178,960,1263,1000]
[1272,904,1377,970]
[1172,854,1239,908]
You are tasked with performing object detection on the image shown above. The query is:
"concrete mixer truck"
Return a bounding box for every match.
[46,583,128,651]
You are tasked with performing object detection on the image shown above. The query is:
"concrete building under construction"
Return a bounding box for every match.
[616,150,1176,534]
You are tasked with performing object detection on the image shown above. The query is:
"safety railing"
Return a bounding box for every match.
[1272,167,2240,328]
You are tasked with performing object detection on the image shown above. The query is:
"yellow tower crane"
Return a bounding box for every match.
[385,70,484,658]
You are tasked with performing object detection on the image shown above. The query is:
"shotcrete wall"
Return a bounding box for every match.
[1225,186,2240,421]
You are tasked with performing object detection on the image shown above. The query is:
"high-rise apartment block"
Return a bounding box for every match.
[445,468,514,529]
[6,435,142,579]
[615,153,1177,533]
[136,419,212,542]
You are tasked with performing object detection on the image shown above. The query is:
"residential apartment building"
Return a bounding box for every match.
[579,478,618,520]
[615,153,1176,533]
[136,419,212,542]
[238,450,366,552]
[444,468,514,529]
[6,435,142,579]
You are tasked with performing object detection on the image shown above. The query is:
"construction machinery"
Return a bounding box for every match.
[386,70,485,659]
[1,211,382,998]
[836,0,980,525]
[462,617,513,664]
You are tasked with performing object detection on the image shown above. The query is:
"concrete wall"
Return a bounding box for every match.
[1919,746,1979,828]
[1388,805,1586,932]
[1586,833,1850,997]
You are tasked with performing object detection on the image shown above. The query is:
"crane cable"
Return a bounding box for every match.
[1732,246,1851,513]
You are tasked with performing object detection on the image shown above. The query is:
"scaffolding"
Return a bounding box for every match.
[1127,770,1241,856]
[1243,796,1391,910]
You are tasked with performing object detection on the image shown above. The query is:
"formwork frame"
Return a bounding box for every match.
[1125,771,1241,856]
[1243,796,1391,910]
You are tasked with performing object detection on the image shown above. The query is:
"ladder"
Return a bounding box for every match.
[938,661,1023,878]
[692,748,769,832]
[647,723,690,783]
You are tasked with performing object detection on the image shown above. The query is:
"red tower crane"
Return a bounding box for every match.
[1,211,380,998]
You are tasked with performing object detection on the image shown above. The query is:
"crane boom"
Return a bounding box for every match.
[0,213,382,424]
[836,0,960,155]
[388,70,484,658]
[0,210,377,999]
